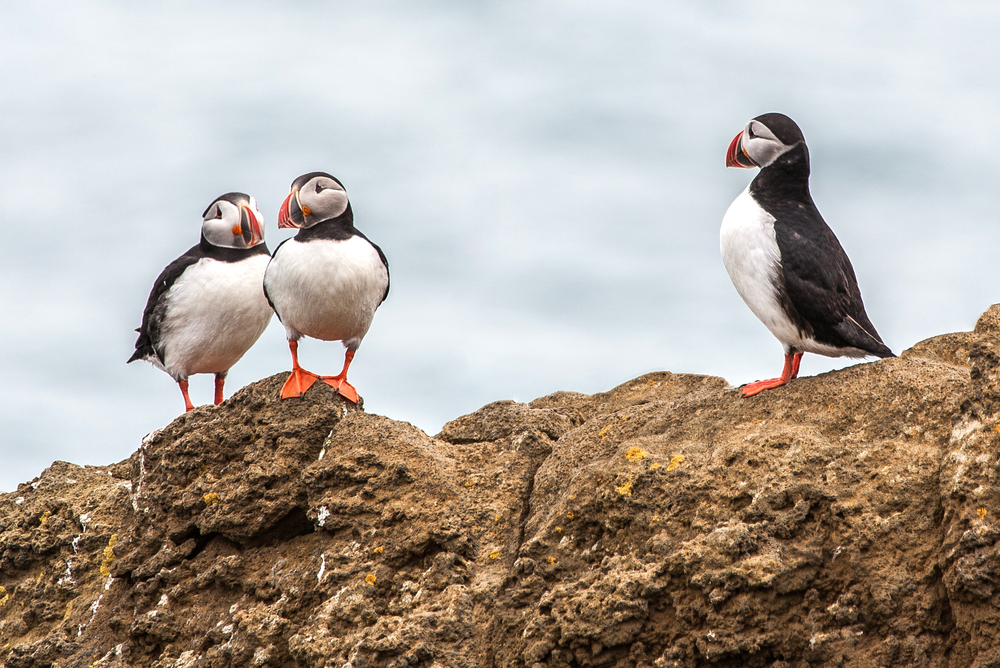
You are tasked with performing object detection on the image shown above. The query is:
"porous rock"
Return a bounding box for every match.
[5,307,1000,667]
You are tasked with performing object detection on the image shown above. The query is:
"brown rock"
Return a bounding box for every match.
[4,309,1000,667]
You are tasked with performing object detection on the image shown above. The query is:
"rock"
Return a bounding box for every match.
[5,310,1000,667]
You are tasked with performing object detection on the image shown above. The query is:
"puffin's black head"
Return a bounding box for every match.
[278,172,350,229]
[726,113,807,170]
[201,192,265,249]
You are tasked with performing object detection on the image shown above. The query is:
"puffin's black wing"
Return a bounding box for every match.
[365,236,390,303]
[771,205,893,358]
[262,238,292,320]
[128,246,202,365]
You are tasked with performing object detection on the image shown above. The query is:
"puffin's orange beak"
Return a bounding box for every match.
[239,203,264,246]
[278,190,306,229]
[726,131,756,169]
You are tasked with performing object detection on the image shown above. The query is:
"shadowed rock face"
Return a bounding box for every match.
[4,308,1000,668]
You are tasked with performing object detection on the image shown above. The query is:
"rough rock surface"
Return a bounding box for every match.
[5,307,1000,667]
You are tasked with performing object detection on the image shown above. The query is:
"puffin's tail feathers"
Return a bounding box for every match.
[836,315,894,358]
[128,333,159,365]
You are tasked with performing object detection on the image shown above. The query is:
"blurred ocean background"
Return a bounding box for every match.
[1,1,997,490]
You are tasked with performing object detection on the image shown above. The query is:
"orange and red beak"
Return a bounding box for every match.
[726,131,756,169]
[239,203,264,246]
[278,190,306,229]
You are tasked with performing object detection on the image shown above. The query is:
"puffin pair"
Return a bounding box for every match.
[722,113,893,396]
[129,175,388,412]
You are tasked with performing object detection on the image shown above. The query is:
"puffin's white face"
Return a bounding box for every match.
[726,117,799,169]
[201,195,265,249]
[278,173,349,229]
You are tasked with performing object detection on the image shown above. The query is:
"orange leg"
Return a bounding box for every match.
[741,351,804,398]
[320,349,359,403]
[280,340,320,399]
[789,351,803,379]
[214,374,225,405]
[178,380,195,412]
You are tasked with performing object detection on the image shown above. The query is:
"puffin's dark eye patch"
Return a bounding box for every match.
[215,206,223,219]
[748,125,756,138]
[316,182,325,193]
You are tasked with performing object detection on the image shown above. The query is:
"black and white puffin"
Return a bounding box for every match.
[263,172,389,403]
[128,193,272,411]
[721,113,894,397]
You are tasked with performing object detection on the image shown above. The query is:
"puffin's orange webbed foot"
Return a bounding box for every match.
[281,367,320,399]
[321,376,359,403]
[740,351,802,398]
[741,376,790,397]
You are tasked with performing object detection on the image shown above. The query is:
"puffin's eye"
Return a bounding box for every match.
[215,206,223,219]
[747,124,756,139]
[315,182,325,194]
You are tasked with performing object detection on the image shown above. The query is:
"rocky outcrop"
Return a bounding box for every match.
[5,308,1000,668]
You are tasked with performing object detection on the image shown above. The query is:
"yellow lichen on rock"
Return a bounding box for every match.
[598,425,611,440]
[566,511,574,520]
[99,534,117,577]
[203,492,220,506]
[374,545,384,554]
[649,462,661,470]
[0,585,8,607]
[38,511,51,525]
[977,507,988,519]
[365,574,377,585]
[489,550,500,560]
[666,455,685,471]
[624,447,647,462]
[616,480,633,497]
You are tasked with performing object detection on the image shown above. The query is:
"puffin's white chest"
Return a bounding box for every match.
[720,188,801,348]
[264,235,388,345]
[160,254,273,378]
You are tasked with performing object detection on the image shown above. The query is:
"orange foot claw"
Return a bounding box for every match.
[281,367,320,399]
[321,376,359,403]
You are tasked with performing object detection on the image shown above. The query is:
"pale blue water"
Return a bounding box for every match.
[1,1,998,490]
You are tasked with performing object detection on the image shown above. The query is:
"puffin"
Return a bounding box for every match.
[721,113,894,397]
[128,193,273,412]
[263,172,389,403]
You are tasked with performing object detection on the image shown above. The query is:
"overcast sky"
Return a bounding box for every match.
[2,1,997,491]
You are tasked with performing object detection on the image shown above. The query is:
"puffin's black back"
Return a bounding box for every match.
[750,144,893,358]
